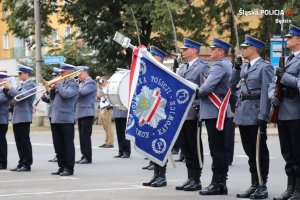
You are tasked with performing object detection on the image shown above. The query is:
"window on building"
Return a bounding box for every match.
[3,34,9,49]
[65,27,72,38]
[52,30,59,44]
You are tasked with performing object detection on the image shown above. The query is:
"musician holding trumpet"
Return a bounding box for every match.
[2,65,36,172]
[0,72,11,170]
[50,63,79,176]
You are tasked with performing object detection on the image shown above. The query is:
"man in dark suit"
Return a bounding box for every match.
[3,65,36,172]
[50,63,79,176]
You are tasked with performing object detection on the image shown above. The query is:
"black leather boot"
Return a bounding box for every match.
[151,165,167,187]
[250,175,268,199]
[289,178,300,200]
[142,164,159,186]
[237,174,258,198]
[176,168,192,190]
[199,173,227,195]
[183,169,202,191]
[273,176,295,200]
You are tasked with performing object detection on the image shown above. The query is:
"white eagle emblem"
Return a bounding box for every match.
[135,86,167,128]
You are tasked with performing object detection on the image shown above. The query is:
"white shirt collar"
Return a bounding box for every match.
[21,78,32,85]
[293,50,300,57]
[188,57,198,67]
[249,57,261,67]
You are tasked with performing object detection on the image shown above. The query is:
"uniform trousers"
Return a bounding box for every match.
[78,116,94,161]
[49,118,57,155]
[178,120,203,171]
[225,118,235,165]
[278,120,300,178]
[13,122,32,168]
[239,125,269,176]
[115,118,131,155]
[205,118,228,175]
[52,123,75,173]
[0,124,8,168]
[100,108,114,145]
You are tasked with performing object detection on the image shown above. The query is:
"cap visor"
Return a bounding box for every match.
[209,45,217,48]
[240,43,250,47]
[284,33,293,37]
[180,45,189,49]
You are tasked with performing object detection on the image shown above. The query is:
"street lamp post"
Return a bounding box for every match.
[34,0,44,126]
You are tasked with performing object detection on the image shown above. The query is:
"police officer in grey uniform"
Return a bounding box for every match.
[41,67,60,163]
[175,38,210,192]
[50,63,79,176]
[198,38,232,196]
[75,66,97,164]
[270,24,300,200]
[3,65,36,172]
[234,36,274,199]
[0,72,11,170]
[113,107,131,158]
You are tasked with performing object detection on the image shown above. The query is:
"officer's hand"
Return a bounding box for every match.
[276,67,284,79]
[258,119,267,135]
[233,56,243,70]
[269,95,279,107]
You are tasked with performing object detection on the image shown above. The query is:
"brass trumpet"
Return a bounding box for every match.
[14,69,83,102]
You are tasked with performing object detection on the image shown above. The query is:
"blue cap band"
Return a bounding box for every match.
[150,46,167,59]
[241,35,265,49]
[210,38,231,51]
[181,38,202,50]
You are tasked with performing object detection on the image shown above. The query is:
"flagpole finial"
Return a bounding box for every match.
[113,31,136,49]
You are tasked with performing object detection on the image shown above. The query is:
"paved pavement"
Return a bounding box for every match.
[0,124,287,200]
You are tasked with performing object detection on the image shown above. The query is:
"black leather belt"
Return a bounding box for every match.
[240,94,260,101]
[282,86,300,98]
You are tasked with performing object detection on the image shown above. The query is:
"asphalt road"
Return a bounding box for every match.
[0,124,287,200]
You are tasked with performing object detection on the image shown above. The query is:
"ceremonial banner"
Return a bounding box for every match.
[126,46,198,166]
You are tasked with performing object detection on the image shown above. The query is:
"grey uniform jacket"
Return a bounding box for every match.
[113,107,128,118]
[50,79,79,123]
[198,57,232,120]
[7,79,36,124]
[268,53,300,120]
[76,77,97,119]
[178,58,210,120]
[0,90,10,124]
[234,58,274,125]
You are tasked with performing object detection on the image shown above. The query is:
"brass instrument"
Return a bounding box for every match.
[14,69,83,102]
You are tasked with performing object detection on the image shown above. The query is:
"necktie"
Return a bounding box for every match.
[186,63,189,70]
[247,63,251,69]
[287,54,295,63]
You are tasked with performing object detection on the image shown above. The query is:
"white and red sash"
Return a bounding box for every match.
[207,89,232,131]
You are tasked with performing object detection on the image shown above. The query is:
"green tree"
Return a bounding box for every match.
[0,0,216,75]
